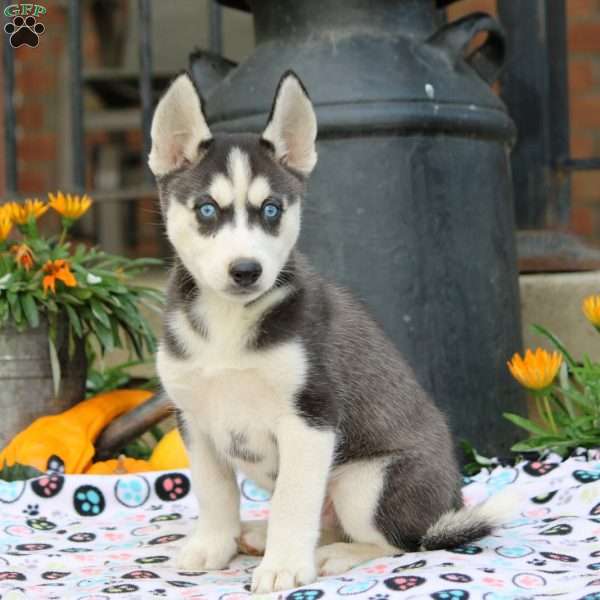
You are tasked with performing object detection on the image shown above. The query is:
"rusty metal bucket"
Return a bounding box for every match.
[0,318,87,447]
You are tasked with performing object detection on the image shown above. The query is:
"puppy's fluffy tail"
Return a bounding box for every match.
[420,490,519,551]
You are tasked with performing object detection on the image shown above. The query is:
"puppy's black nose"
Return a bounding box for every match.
[229,259,262,287]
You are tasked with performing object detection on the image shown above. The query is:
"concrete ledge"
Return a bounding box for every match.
[520,271,600,360]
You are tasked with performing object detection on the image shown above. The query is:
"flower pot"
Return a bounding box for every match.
[0,318,87,447]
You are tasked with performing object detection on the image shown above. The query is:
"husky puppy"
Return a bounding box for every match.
[149,71,506,594]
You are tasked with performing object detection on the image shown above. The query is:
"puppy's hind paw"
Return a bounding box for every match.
[176,533,238,571]
[238,520,267,556]
[317,542,395,576]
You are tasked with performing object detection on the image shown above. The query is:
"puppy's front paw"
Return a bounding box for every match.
[251,556,316,593]
[176,532,238,570]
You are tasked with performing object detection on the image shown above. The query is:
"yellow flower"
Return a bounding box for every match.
[0,203,12,220]
[583,295,600,328]
[42,259,77,294]
[48,191,92,220]
[507,348,562,392]
[0,207,11,242]
[9,199,48,225]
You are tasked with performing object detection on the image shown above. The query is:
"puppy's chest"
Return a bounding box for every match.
[160,304,308,488]
[213,422,280,490]
[183,353,293,489]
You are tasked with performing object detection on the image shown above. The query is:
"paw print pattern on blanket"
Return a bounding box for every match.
[0,453,599,597]
[448,544,483,555]
[495,545,534,558]
[383,575,425,591]
[523,461,559,477]
[31,473,64,498]
[441,573,473,583]
[286,589,325,600]
[540,523,573,535]
[73,485,105,516]
[0,479,25,503]
[115,475,151,507]
[154,472,190,501]
[574,468,600,483]
[26,516,55,531]
[336,579,378,594]
[431,590,470,600]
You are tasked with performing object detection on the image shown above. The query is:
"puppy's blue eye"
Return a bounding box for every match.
[197,202,217,219]
[262,201,281,220]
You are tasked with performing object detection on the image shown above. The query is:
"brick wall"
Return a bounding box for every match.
[4,5,102,195]
[569,0,600,239]
[2,2,600,250]
[1,5,65,196]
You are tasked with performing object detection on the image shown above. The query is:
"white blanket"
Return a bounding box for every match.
[0,453,599,599]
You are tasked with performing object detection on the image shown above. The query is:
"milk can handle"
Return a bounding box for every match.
[426,12,506,84]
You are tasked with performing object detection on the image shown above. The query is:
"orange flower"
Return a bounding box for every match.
[583,295,600,328]
[0,209,11,242]
[42,259,77,294]
[507,348,562,392]
[9,199,48,225]
[10,244,34,271]
[48,191,92,220]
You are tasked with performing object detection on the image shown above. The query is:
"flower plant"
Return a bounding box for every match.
[0,193,164,381]
[505,298,600,455]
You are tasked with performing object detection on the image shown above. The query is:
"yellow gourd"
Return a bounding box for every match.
[0,389,152,474]
[149,428,189,470]
[86,454,154,475]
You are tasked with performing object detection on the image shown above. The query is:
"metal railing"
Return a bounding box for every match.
[2,0,222,201]
[2,1,599,231]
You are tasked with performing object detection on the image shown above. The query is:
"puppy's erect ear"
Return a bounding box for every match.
[148,73,212,176]
[261,71,318,176]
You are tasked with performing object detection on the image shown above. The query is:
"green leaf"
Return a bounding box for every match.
[135,287,166,305]
[0,273,12,289]
[560,385,594,412]
[510,435,571,452]
[119,321,144,359]
[6,291,22,324]
[74,243,88,260]
[71,287,93,301]
[90,298,111,328]
[531,324,576,367]
[0,461,43,482]
[149,425,164,442]
[48,337,61,397]
[503,412,550,436]
[110,317,122,349]
[48,313,58,344]
[45,297,59,313]
[20,293,39,328]
[0,300,8,324]
[64,304,83,338]
[93,321,115,354]
[60,293,84,306]
[68,327,76,359]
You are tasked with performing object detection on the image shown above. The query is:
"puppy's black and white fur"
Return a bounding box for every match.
[149,71,509,594]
